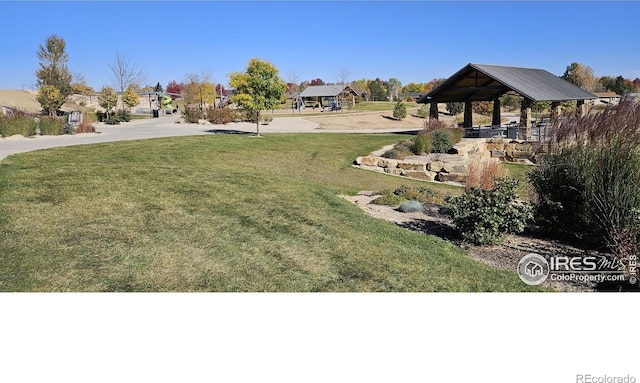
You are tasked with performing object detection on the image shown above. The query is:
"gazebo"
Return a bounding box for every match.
[417,63,597,139]
[299,85,358,110]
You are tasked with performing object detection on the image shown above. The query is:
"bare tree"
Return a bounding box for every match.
[183,70,215,110]
[109,52,147,94]
[287,70,301,92]
[337,68,351,86]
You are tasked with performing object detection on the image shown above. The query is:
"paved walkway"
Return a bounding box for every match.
[0,115,418,162]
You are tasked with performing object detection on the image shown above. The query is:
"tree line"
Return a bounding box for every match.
[33,34,640,121]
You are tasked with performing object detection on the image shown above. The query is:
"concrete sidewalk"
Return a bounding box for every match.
[0,116,416,161]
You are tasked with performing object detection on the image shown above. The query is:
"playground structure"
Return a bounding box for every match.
[137,91,181,117]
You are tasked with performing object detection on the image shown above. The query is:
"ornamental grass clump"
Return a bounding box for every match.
[0,109,37,137]
[465,157,509,192]
[529,98,640,265]
[38,116,64,135]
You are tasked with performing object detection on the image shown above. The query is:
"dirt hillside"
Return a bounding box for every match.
[0,89,43,113]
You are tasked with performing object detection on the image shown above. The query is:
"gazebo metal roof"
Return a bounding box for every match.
[417,63,597,103]
[299,85,357,98]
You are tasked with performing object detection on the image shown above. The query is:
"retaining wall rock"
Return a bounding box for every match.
[354,138,541,184]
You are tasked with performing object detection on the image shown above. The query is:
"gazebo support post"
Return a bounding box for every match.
[551,101,561,122]
[492,98,501,126]
[429,101,438,120]
[519,98,532,140]
[576,100,586,118]
[464,99,473,127]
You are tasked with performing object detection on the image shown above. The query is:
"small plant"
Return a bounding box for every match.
[38,116,64,135]
[118,110,131,122]
[371,189,406,206]
[102,110,131,125]
[430,130,453,153]
[413,131,432,155]
[446,178,533,245]
[382,139,415,159]
[261,115,273,125]
[393,101,407,120]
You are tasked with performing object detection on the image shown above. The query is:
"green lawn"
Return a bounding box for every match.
[0,134,543,291]
[504,162,535,201]
[351,101,420,111]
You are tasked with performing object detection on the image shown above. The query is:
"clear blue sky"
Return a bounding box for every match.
[1,1,639,90]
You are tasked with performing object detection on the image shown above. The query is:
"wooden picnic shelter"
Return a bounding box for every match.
[299,85,358,110]
[417,63,597,139]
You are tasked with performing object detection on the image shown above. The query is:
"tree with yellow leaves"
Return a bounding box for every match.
[229,58,286,136]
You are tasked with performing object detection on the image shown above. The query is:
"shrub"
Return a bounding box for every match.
[382,139,414,159]
[446,102,464,115]
[416,120,463,155]
[372,185,443,206]
[501,95,520,112]
[75,122,95,133]
[393,101,407,120]
[371,190,406,206]
[0,109,37,137]
[393,185,443,204]
[430,129,453,153]
[413,131,432,155]
[423,118,451,132]
[465,157,509,192]
[38,116,64,135]
[528,148,591,239]
[446,178,533,245]
[184,106,203,123]
[472,101,493,116]
[416,104,430,118]
[206,107,236,124]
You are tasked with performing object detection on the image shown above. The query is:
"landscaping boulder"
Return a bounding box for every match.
[397,200,427,213]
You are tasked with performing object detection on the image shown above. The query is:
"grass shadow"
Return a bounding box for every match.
[398,218,460,242]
